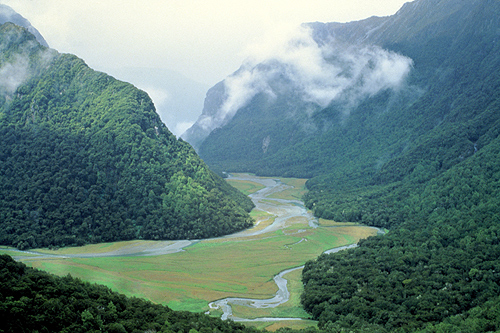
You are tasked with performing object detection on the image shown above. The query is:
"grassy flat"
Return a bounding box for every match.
[20,174,380,331]
[226,177,266,195]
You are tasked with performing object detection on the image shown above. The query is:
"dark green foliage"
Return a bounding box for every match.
[0,254,259,333]
[195,0,500,330]
[298,1,500,330]
[301,203,500,331]
[0,22,253,249]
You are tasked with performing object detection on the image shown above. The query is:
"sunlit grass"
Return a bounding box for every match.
[0,247,43,257]
[318,218,360,227]
[32,240,183,256]
[26,224,376,313]
[268,177,308,200]
[21,174,379,319]
[229,268,309,320]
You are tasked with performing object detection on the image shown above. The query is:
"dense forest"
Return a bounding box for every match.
[184,0,500,331]
[300,2,500,329]
[0,22,253,250]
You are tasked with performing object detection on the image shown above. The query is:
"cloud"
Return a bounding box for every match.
[203,25,413,132]
[0,35,56,99]
[139,86,170,108]
[174,121,195,137]
[3,0,410,87]
[217,65,277,125]
[0,54,29,95]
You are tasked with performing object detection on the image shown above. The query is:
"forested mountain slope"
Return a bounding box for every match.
[188,0,500,191]
[302,1,500,330]
[184,0,500,330]
[0,22,253,250]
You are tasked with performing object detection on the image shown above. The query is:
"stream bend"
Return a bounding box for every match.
[208,244,357,322]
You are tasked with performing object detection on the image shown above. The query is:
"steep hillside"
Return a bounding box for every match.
[302,1,500,330]
[184,0,500,229]
[189,0,500,185]
[183,0,500,330]
[0,22,253,250]
[303,0,500,223]
[104,67,209,137]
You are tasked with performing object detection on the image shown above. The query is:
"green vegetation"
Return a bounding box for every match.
[6,174,376,332]
[4,0,500,330]
[0,22,253,250]
[21,217,375,314]
[0,254,259,333]
[228,268,310,320]
[193,0,500,331]
[298,2,500,330]
[226,176,266,195]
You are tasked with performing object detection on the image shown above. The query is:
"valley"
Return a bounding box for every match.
[2,174,378,330]
[2,1,500,331]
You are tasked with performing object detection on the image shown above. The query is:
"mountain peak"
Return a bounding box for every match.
[0,4,48,47]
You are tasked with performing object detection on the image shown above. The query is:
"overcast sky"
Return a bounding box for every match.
[3,0,411,86]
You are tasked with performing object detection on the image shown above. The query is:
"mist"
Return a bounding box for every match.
[0,35,56,101]
[0,55,29,95]
[0,4,48,47]
[200,25,413,132]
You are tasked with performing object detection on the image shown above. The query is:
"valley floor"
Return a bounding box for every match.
[2,173,379,331]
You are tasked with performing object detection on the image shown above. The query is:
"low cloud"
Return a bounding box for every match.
[139,86,170,108]
[203,25,413,132]
[174,121,195,137]
[0,54,29,95]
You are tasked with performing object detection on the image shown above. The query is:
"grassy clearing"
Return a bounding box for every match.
[318,218,360,227]
[268,178,308,200]
[0,247,43,258]
[20,174,379,321]
[226,178,266,195]
[27,240,190,258]
[230,268,309,320]
[244,320,318,331]
[248,209,276,232]
[26,224,376,313]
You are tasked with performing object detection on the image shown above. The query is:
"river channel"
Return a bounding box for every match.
[7,173,379,323]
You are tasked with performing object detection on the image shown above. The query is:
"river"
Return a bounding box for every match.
[208,243,358,322]
[7,173,378,323]
[208,174,369,322]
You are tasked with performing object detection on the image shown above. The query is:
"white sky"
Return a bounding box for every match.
[3,0,411,86]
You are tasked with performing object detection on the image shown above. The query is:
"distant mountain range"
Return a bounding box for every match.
[3,1,500,330]
[0,8,253,250]
[183,0,500,330]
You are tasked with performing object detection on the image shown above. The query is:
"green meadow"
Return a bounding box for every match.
[227,177,266,195]
[8,174,378,330]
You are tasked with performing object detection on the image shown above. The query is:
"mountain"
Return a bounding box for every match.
[181,80,226,150]
[0,4,48,47]
[0,21,253,250]
[184,0,500,330]
[185,0,500,182]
